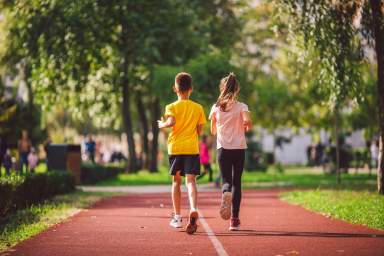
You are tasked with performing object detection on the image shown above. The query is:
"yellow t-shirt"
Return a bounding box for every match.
[165,99,207,155]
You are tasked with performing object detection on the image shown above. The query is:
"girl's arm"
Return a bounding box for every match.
[210,116,217,135]
[158,116,175,129]
[243,111,252,132]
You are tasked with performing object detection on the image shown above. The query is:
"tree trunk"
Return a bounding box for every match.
[334,108,341,184]
[150,97,160,172]
[121,62,138,172]
[136,92,150,170]
[370,0,384,194]
[24,63,33,110]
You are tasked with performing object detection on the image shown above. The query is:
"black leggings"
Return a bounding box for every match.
[217,148,245,218]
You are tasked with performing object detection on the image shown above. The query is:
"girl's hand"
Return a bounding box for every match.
[244,122,250,132]
[242,111,252,132]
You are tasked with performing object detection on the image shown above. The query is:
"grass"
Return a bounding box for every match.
[96,165,376,190]
[96,166,174,186]
[281,189,384,230]
[0,190,119,252]
[242,170,376,190]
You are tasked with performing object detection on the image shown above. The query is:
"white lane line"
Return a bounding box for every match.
[198,211,229,256]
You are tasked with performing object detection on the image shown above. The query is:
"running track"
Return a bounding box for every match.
[2,190,384,256]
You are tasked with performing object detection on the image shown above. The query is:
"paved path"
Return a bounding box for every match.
[2,190,384,256]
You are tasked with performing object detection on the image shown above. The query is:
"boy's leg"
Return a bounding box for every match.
[185,174,198,234]
[172,172,182,215]
[185,174,197,210]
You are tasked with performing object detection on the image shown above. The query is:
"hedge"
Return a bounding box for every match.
[0,172,75,217]
[80,163,124,185]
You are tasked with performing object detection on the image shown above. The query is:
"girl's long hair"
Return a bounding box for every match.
[216,72,240,111]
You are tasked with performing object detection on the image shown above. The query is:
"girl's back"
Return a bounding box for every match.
[209,101,248,150]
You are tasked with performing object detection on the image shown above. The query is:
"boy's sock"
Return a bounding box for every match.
[174,214,181,219]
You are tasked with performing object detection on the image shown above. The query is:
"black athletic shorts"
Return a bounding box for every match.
[169,155,201,176]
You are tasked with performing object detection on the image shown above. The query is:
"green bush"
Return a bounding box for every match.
[0,172,75,217]
[80,162,124,185]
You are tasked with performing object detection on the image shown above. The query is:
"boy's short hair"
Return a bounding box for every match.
[175,72,192,92]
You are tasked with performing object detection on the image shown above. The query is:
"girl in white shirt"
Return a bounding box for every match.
[209,72,252,231]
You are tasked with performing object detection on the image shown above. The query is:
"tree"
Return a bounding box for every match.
[277,0,384,191]
[1,0,242,172]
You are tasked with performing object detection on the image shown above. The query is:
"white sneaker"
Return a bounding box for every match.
[170,216,182,228]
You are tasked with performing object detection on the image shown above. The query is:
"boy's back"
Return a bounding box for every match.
[165,99,206,155]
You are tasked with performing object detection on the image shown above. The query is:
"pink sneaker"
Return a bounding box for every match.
[220,192,232,220]
[229,218,240,231]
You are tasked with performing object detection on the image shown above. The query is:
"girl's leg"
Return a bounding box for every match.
[231,149,245,218]
[217,148,233,193]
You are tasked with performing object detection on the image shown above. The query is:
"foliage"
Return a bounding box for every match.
[347,68,379,137]
[282,189,384,230]
[277,0,365,108]
[152,51,245,110]
[0,171,75,217]
[80,162,124,185]
[95,165,376,189]
[251,75,295,131]
[0,0,241,127]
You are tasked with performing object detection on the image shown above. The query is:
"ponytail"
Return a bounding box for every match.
[216,72,239,111]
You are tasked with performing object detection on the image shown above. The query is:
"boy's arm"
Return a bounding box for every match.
[210,116,217,136]
[197,124,204,136]
[196,106,207,136]
[243,111,252,132]
[158,116,175,129]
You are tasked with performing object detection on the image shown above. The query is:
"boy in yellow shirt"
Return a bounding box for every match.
[158,72,206,235]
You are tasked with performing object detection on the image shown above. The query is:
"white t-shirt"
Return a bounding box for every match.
[209,101,249,149]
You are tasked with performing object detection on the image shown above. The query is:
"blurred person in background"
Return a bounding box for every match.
[43,137,52,171]
[85,134,96,163]
[0,136,7,177]
[3,149,13,176]
[18,130,32,174]
[28,147,39,173]
[370,140,379,168]
[197,135,213,182]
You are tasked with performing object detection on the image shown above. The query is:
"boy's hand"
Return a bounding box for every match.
[158,117,166,129]
[158,116,175,129]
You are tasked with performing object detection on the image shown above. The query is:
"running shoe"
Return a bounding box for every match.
[170,215,182,228]
[186,211,198,234]
[220,191,232,220]
[229,217,241,231]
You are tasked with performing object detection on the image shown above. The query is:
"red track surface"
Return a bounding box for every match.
[2,190,384,256]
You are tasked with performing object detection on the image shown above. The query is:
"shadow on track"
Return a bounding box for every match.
[194,230,384,238]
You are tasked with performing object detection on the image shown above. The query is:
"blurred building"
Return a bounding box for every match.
[258,128,366,165]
